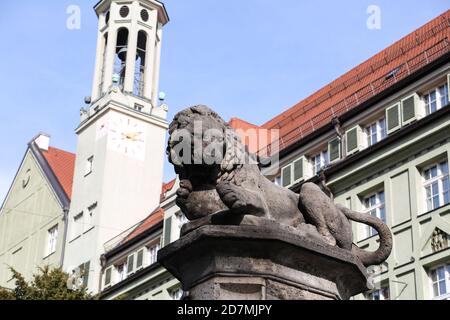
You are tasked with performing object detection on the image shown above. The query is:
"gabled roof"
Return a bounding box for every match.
[41,147,76,200]
[260,10,450,154]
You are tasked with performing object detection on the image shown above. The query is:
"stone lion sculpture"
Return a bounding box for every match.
[167,105,392,267]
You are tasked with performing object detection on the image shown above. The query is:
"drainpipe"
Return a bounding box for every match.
[318,117,343,200]
[59,207,70,268]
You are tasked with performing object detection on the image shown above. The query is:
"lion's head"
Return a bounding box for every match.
[167,105,250,188]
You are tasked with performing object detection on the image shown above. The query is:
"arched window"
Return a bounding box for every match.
[114,28,129,89]
[134,31,147,97]
[98,32,108,96]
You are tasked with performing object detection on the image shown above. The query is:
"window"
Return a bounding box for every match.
[127,254,135,275]
[363,191,386,237]
[47,225,58,256]
[116,263,128,282]
[365,118,387,147]
[423,161,449,212]
[77,261,90,288]
[430,264,450,299]
[148,244,160,265]
[104,267,112,287]
[424,84,449,115]
[72,212,84,240]
[136,249,144,270]
[85,156,94,176]
[170,288,184,300]
[312,150,329,175]
[134,103,144,112]
[367,286,390,300]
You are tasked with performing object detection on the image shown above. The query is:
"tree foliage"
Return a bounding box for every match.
[0,266,95,300]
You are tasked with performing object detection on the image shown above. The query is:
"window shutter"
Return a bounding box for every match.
[136,249,144,269]
[401,94,419,125]
[346,127,360,155]
[82,261,90,288]
[104,267,112,287]
[328,138,341,163]
[164,217,172,246]
[386,103,401,134]
[281,164,292,188]
[293,158,304,182]
[127,254,135,274]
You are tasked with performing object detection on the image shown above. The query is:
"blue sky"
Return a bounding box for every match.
[0,0,448,202]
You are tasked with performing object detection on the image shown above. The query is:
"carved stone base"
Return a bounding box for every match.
[158,222,372,300]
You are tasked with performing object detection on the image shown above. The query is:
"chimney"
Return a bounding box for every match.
[33,133,50,151]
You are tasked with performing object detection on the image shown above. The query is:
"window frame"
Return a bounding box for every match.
[429,263,450,300]
[367,285,390,300]
[362,190,386,238]
[104,266,113,288]
[365,117,387,147]
[422,160,449,212]
[423,83,449,116]
[312,149,329,175]
[136,248,145,271]
[148,243,161,266]
[46,225,58,256]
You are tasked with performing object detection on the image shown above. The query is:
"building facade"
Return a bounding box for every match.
[259,11,450,300]
[0,134,75,289]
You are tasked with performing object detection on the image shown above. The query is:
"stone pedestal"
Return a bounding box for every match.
[158,221,372,300]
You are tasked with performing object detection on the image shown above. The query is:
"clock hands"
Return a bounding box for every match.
[121,131,143,142]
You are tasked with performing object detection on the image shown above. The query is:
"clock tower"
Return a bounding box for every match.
[63,0,169,293]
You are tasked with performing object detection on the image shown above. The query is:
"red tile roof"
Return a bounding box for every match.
[229,117,260,132]
[229,117,275,154]
[161,179,176,201]
[124,208,164,242]
[260,10,450,155]
[41,147,76,199]
[162,179,176,195]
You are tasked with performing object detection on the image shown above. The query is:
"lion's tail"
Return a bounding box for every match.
[336,204,393,267]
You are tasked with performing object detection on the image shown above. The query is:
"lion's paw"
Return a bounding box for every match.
[216,182,247,210]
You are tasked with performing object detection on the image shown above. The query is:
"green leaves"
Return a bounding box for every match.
[0,266,96,300]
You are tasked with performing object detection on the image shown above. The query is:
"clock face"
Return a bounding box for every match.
[108,114,147,161]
